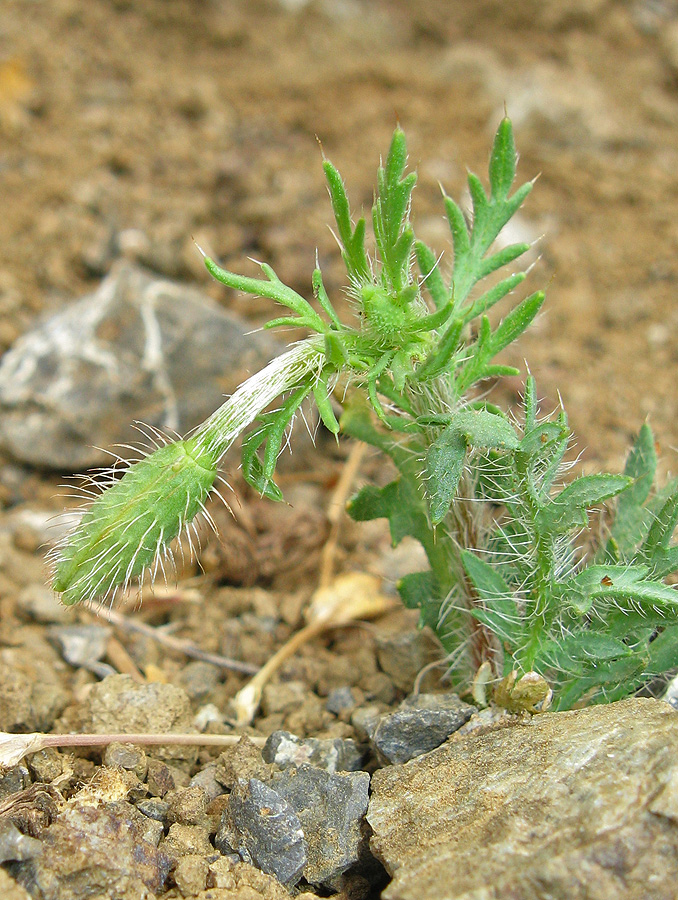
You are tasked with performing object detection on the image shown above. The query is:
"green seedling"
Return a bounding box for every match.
[50,119,678,710]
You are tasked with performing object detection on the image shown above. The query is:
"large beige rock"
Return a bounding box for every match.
[368,698,678,900]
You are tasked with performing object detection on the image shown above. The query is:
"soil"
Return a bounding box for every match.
[0,1,678,898]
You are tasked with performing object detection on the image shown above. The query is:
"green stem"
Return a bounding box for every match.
[191,336,327,460]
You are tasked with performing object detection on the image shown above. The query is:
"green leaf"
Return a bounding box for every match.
[322,158,370,282]
[562,564,678,611]
[475,243,530,282]
[520,422,568,456]
[462,550,521,644]
[461,272,526,325]
[646,625,678,673]
[451,408,519,450]
[488,117,517,199]
[426,428,466,525]
[373,128,417,292]
[204,256,325,333]
[312,268,343,329]
[642,488,678,559]
[348,477,428,547]
[552,656,647,710]
[558,632,633,662]
[414,240,449,309]
[312,375,340,435]
[461,549,512,601]
[398,570,438,610]
[537,474,631,533]
[648,546,678,579]
[262,386,311,478]
[415,318,463,382]
[241,427,283,502]
[523,375,537,431]
[622,423,656,507]
[489,291,545,356]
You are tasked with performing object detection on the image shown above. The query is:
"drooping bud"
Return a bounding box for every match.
[51,439,218,605]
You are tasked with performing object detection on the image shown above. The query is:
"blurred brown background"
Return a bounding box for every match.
[1,0,678,470]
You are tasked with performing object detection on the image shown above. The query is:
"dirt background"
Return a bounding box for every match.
[2,0,678,474]
[0,1,678,897]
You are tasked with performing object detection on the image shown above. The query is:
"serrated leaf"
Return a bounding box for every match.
[558,632,633,662]
[312,268,343,329]
[397,570,438,610]
[241,429,284,502]
[339,399,399,456]
[476,243,530,282]
[489,291,545,356]
[426,428,466,525]
[645,625,678,673]
[488,117,517,199]
[622,423,656,507]
[452,409,519,450]
[648,545,678,579]
[552,655,647,710]
[563,563,678,610]
[415,317,463,382]
[462,272,526,325]
[414,240,449,309]
[322,158,370,281]
[520,422,568,456]
[348,477,429,547]
[642,489,678,558]
[537,474,631,532]
[462,551,521,644]
[204,256,324,332]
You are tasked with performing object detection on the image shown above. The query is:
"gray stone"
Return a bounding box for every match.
[136,797,169,823]
[325,686,361,716]
[189,762,226,802]
[263,730,365,774]
[371,693,476,764]
[0,262,278,469]
[229,777,307,886]
[47,624,114,679]
[368,698,678,900]
[0,820,41,863]
[273,764,370,886]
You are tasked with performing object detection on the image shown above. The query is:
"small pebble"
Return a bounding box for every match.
[137,797,170,823]
[165,785,211,827]
[263,730,365,774]
[159,823,214,862]
[230,777,307,886]
[173,854,209,896]
[178,661,221,701]
[325,686,361,716]
[371,693,476,764]
[28,747,66,783]
[273,764,371,885]
[0,820,41,863]
[214,737,271,790]
[146,759,189,797]
[103,742,148,780]
[189,763,226,802]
